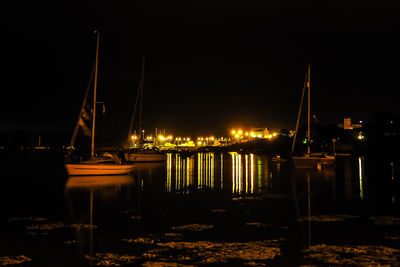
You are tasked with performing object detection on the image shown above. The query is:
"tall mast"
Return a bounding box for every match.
[127,55,145,146]
[291,72,308,153]
[91,30,100,158]
[138,55,145,145]
[307,65,311,154]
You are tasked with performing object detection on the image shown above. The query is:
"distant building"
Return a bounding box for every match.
[338,117,362,130]
[251,127,269,138]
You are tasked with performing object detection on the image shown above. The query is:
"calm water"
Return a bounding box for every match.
[1,152,399,266]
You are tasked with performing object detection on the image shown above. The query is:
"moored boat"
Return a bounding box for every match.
[291,153,335,168]
[66,162,136,176]
[125,148,166,162]
[65,30,135,176]
[290,66,336,168]
[124,55,166,163]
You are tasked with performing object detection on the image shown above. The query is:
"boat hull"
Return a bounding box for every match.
[65,163,136,176]
[291,156,335,168]
[125,152,166,162]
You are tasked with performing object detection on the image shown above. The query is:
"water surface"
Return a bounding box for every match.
[1,152,399,266]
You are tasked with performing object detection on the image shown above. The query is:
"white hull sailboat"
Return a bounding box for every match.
[66,163,136,176]
[125,55,166,163]
[125,151,166,162]
[292,153,335,168]
[291,66,335,168]
[65,31,135,176]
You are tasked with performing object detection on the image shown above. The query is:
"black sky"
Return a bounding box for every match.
[1,0,400,142]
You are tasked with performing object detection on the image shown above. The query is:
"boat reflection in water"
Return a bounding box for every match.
[65,175,135,262]
[65,175,135,190]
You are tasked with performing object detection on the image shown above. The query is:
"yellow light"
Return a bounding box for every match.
[272,132,277,137]
[257,134,262,138]
[238,130,243,135]
[210,136,214,140]
[197,141,202,145]
[245,132,249,136]
[235,134,239,138]
[187,137,191,141]
[231,130,236,135]
[250,132,255,137]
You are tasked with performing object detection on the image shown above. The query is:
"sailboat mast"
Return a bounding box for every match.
[138,55,145,144]
[291,72,308,153]
[307,65,311,154]
[91,30,100,158]
[127,55,145,146]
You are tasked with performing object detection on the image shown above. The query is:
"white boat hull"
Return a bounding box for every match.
[125,152,166,162]
[292,156,335,168]
[65,163,136,176]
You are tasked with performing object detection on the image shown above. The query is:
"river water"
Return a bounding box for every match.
[1,152,399,266]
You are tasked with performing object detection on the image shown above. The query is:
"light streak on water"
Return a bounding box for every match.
[358,156,364,201]
[221,153,223,189]
[250,154,254,193]
[166,153,172,192]
[245,154,249,194]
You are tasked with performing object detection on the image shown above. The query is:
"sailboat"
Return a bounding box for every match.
[291,66,335,168]
[124,55,166,163]
[65,30,136,176]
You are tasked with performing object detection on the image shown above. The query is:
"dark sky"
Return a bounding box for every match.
[1,0,400,141]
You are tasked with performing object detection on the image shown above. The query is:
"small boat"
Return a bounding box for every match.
[124,55,166,163]
[65,31,135,176]
[290,66,335,168]
[125,148,166,162]
[271,155,288,163]
[292,153,335,168]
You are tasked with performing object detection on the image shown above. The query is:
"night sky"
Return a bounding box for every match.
[2,1,400,142]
